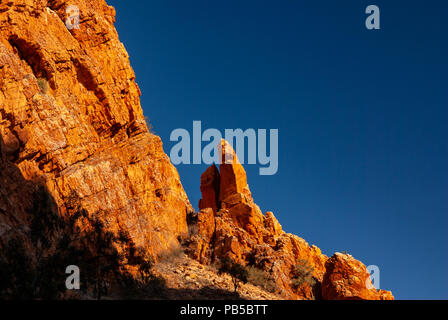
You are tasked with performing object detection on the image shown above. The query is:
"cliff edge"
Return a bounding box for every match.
[0,0,192,258]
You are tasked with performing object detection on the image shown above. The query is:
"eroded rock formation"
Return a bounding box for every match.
[0,0,192,258]
[1,0,393,300]
[188,140,393,300]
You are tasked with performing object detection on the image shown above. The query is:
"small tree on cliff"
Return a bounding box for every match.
[246,265,277,293]
[291,259,316,289]
[218,258,248,293]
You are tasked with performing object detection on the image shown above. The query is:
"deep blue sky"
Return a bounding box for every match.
[108,0,448,299]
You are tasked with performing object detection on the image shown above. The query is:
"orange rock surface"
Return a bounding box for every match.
[0,0,192,257]
[189,140,393,300]
[190,140,328,299]
[322,253,394,300]
[0,0,394,300]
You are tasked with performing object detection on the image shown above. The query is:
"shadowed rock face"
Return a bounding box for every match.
[0,0,192,257]
[198,164,220,214]
[189,140,394,300]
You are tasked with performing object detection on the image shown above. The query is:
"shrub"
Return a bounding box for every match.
[144,116,154,133]
[158,246,185,264]
[37,78,49,94]
[291,259,316,289]
[188,224,199,236]
[246,266,277,293]
[218,258,248,293]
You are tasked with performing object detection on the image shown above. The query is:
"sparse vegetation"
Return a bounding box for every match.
[246,266,277,293]
[217,258,248,293]
[0,187,282,300]
[188,224,199,236]
[144,116,154,133]
[0,187,162,300]
[158,246,185,264]
[291,259,316,289]
[36,78,49,94]
[185,210,199,237]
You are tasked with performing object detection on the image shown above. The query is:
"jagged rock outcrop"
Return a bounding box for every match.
[188,140,393,300]
[322,253,394,300]
[0,0,191,258]
[189,140,327,299]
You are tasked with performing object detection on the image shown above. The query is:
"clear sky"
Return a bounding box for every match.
[108,0,448,299]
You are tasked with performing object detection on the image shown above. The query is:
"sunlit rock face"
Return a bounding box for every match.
[190,140,327,299]
[0,0,393,301]
[189,141,393,300]
[0,0,192,257]
[322,253,394,300]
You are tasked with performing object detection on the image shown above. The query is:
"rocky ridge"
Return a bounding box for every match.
[186,140,394,300]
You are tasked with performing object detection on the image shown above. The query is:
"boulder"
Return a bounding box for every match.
[322,253,394,300]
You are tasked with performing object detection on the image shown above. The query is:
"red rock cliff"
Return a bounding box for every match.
[0,0,192,257]
[0,0,393,301]
[187,140,393,300]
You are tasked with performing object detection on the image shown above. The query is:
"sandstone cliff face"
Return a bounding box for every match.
[1,0,393,300]
[0,0,192,257]
[187,140,393,300]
